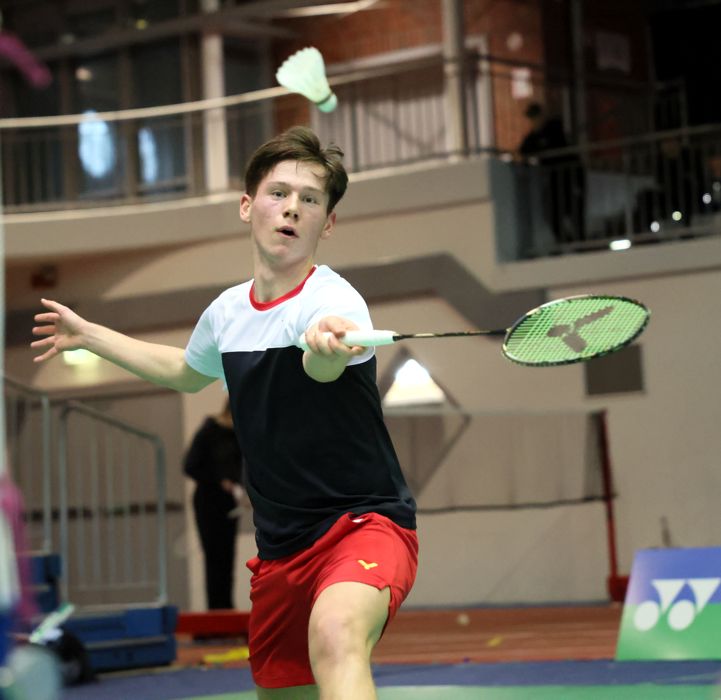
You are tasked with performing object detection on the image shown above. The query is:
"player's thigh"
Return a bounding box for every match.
[309,581,391,654]
[256,684,319,700]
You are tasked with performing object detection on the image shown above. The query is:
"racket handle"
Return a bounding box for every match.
[298,330,398,350]
[344,330,398,346]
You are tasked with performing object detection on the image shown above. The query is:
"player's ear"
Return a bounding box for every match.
[320,211,336,240]
[239,193,252,223]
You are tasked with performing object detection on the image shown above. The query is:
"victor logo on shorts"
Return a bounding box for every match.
[358,560,378,570]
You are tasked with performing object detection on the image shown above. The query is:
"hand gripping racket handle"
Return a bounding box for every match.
[298,330,398,350]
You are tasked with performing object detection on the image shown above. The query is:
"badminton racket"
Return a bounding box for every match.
[299,295,650,367]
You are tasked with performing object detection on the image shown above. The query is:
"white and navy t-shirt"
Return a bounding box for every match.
[185,265,416,560]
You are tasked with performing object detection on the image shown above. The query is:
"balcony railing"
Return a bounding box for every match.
[0,48,685,216]
[502,124,721,259]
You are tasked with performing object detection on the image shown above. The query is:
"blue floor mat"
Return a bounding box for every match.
[373,660,721,686]
[59,660,721,700]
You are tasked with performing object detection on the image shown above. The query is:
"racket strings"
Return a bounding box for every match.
[504,297,649,366]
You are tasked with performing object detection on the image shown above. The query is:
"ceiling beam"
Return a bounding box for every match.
[30,10,296,62]
[5,1,388,62]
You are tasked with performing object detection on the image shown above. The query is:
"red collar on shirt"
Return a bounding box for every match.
[249,266,317,311]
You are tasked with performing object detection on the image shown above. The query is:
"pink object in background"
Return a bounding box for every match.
[0,473,37,623]
[0,31,51,88]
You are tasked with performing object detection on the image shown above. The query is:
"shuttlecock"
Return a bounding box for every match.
[276,47,337,113]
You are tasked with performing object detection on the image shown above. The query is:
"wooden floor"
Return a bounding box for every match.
[176,605,624,668]
[373,605,623,664]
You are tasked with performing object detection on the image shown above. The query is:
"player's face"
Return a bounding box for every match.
[240,160,336,270]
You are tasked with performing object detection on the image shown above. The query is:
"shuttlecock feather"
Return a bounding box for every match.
[276,47,337,113]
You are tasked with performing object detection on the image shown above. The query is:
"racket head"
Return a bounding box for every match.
[502,294,650,367]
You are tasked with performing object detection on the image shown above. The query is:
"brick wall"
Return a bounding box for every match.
[271,0,652,154]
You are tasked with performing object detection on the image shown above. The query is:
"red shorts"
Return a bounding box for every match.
[245,512,418,689]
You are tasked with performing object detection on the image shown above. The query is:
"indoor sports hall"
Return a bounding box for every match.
[2,1,721,699]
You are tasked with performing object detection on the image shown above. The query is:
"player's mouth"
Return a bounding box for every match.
[276,226,297,238]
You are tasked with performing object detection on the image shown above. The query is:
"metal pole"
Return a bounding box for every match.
[200,0,229,193]
[441,0,469,157]
[58,409,70,603]
[41,394,52,553]
[570,0,587,150]
[598,410,624,601]
[155,440,167,605]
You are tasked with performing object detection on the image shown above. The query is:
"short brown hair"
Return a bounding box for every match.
[244,126,348,213]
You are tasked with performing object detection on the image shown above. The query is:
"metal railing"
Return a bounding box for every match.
[56,401,167,609]
[0,48,685,213]
[5,377,53,554]
[4,378,168,611]
[506,124,721,258]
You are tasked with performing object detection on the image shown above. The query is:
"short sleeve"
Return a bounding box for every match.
[185,303,225,380]
[305,285,372,329]
[303,279,375,365]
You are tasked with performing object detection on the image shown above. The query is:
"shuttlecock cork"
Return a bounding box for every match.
[276,47,337,113]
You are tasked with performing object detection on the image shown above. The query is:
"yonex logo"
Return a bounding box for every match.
[633,577,721,632]
[358,560,378,570]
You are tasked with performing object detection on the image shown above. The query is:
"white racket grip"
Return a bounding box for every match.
[298,329,398,350]
[343,330,398,346]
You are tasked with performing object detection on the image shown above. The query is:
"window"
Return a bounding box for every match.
[223,38,269,185]
[73,53,124,198]
[132,39,186,191]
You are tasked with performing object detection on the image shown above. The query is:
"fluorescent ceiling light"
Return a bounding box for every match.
[609,238,631,251]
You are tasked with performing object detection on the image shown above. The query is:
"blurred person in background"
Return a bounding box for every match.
[184,400,246,610]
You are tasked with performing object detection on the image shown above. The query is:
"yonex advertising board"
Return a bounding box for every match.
[616,547,721,660]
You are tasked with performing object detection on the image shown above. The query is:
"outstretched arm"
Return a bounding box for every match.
[31,298,214,393]
[302,315,366,383]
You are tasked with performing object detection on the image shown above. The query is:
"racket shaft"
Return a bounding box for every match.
[298,329,506,349]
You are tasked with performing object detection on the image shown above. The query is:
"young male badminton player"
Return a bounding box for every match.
[32,126,418,700]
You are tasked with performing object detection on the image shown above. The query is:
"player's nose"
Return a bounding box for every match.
[284,193,300,219]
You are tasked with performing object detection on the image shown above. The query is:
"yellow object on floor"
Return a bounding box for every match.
[203,646,250,665]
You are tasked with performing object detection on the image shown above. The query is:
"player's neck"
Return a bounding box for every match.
[252,260,316,303]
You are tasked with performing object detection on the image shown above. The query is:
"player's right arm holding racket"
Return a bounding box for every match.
[301,315,366,383]
[31,298,215,393]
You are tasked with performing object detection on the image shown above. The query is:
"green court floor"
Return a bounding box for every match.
[189,685,721,700]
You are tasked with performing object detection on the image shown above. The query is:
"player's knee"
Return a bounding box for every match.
[309,608,369,664]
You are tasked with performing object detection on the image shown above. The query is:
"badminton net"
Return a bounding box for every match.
[383,408,611,514]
